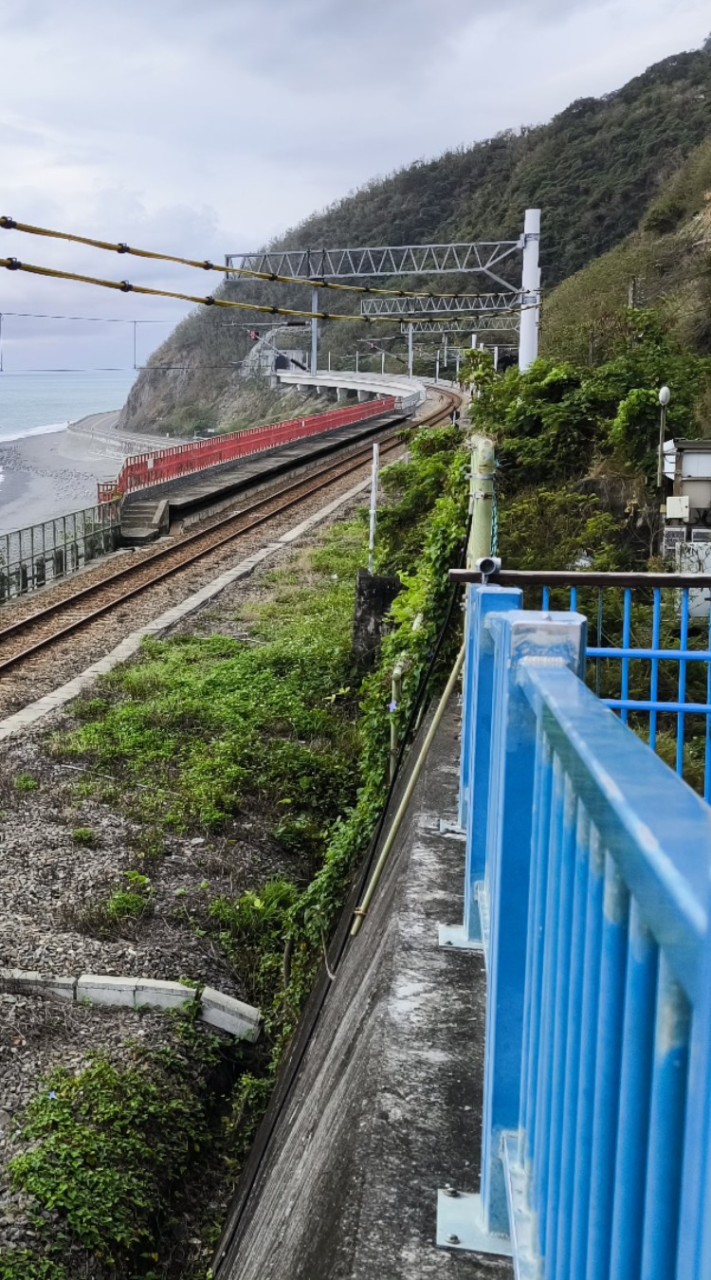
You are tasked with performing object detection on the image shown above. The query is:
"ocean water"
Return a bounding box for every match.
[0,371,137,442]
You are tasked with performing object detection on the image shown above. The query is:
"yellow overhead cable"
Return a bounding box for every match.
[0,256,526,322]
[0,256,368,322]
[0,215,518,303]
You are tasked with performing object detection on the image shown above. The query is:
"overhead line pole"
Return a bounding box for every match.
[519,208,541,371]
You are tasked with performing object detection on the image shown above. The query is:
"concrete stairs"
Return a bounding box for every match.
[120,497,170,545]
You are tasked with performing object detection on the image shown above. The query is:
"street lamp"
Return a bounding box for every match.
[657,385,671,491]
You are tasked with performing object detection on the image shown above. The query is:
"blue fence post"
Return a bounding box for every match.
[480,610,586,1237]
[444,585,522,950]
[676,868,711,1280]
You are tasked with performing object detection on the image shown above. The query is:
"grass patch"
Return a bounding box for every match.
[71,827,96,848]
[75,872,154,938]
[60,526,365,851]
[14,774,39,793]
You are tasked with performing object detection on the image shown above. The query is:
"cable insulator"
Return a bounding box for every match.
[6,258,21,270]
[204,295,215,305]
[202,261,213,270]
[0,217,17,230]
[117,243,130,254]
[119,280,133,292]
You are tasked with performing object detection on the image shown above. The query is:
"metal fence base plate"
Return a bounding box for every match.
[438,922,483,951]
[501,1133,540,1279]
[438,818,466,840]
[436,1189,513,1256]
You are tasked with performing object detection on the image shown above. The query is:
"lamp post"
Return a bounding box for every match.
[657,385,671,490]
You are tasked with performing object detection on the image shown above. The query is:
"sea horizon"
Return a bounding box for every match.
[0,369,137,443]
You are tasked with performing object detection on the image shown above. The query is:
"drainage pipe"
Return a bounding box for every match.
[351,643,465,936]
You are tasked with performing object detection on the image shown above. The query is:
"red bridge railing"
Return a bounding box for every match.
[98,397,397,503]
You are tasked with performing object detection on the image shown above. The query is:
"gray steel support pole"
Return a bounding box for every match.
[518,208,541,371]
[310,286,319,376]
[657,404,668,491]
[493,345,499,371]
[355,348,359,372]
[443,335,448,368]
[407,323,414,378]
[435,352,440,383]
[381,350,385,374]
[368,443,380,574]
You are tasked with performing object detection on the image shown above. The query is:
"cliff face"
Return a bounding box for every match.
[120,45,711,437]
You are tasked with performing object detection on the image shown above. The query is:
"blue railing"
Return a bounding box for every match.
[441,584,711,1280]
[544,584,711,801]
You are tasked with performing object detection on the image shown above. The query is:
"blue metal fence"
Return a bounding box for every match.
[443,584,711,1280]
[546,584,711,802]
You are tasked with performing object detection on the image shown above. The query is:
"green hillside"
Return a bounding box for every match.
[275,49,711,287]
[542,136,711,364]
[120,44,711,435]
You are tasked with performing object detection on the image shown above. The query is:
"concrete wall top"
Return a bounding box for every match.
[275,369,427,407]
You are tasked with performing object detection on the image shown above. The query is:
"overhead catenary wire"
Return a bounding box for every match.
[0,215,521,302]
[0,257,529,323]
[0,309,173,324]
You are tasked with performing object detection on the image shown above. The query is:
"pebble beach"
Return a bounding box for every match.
[0,412,162,536]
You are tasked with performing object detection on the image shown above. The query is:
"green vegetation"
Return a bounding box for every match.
[75,871,155,937]
[0,1256,67,1280]
[71,826,96,847]
[8,1018,230,1278]
[202,428,469,1069]
[543,136,711,364]
[14,775,39,793]
[63,533,364,847]
[469,316,711,499]
[8,424,467,1277]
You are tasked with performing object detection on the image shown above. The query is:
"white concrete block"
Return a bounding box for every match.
[0,968,42,992]
[200,986,261,1041]
[134,979,197,1011]
[43,975,77,1002]
[77,974,137,1008]
[0,970,76,1001]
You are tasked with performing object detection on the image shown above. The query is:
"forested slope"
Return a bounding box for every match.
[120,45,711,435]
[543,136,711,363]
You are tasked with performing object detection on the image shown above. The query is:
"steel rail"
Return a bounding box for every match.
[0,392,459,674]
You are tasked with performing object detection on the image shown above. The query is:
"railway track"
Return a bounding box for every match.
[0,388,460,683]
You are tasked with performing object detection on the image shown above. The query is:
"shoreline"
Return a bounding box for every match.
[0,411,165,537]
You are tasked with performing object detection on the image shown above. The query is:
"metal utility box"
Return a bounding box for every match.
[673,440,711,516]
[666,495,690,521]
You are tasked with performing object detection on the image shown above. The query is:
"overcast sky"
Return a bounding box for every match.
[0,0,708,370]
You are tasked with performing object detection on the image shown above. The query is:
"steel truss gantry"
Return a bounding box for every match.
[361,292,521,317]
[226,240,521,289]
[400,316,520,335]
[225,211,540,376]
